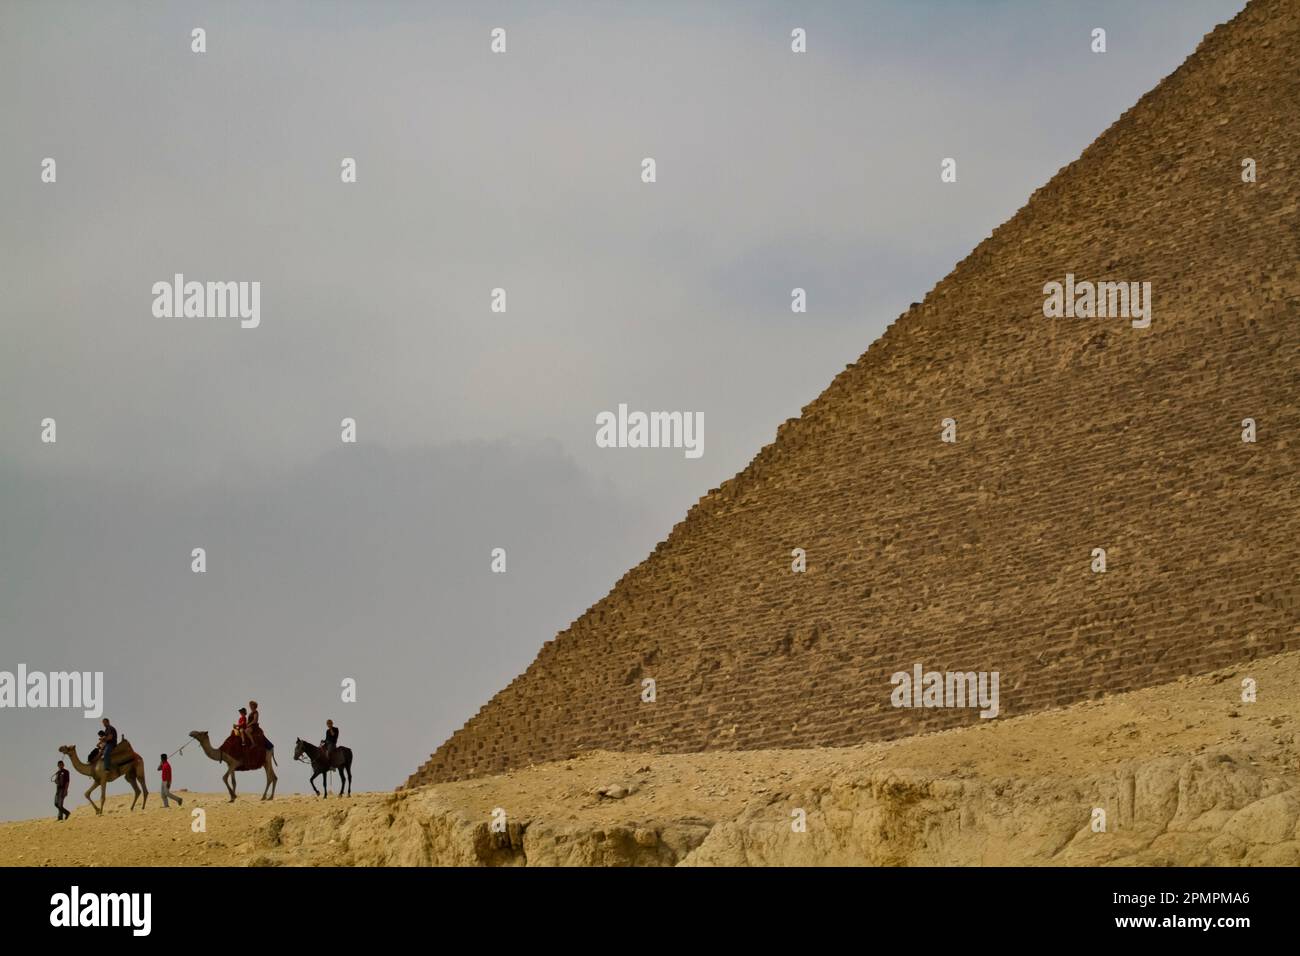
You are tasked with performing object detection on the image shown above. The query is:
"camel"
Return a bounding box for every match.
[189,730,277,801]
[293,738,353,797]
[58,743,148,815]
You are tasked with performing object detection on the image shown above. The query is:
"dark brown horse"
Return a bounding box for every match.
[293,738,353,797]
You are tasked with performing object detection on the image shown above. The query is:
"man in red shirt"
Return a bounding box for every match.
[158,753,183,808]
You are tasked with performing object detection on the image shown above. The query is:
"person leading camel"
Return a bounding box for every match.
[158,753,182,808]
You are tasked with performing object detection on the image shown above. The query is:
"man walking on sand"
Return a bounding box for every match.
[158,753,182,808]
[51,760,71,821]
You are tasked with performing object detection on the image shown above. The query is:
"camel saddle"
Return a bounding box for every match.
[220,727,274,770]
[90,738,138,771]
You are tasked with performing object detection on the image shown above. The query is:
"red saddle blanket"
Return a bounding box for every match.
[219,728,274,770]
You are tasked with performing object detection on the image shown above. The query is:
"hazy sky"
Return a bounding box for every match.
[0,0,1246,821]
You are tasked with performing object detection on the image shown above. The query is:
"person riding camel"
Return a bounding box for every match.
[234,707,250,748]
[89,730,106,765]
[101,718,118,770]
[247,700,274,752]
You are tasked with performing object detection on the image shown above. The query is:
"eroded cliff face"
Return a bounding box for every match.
[683,755,1300,867]
[257,748,1297,867]
[251,653,1300,866]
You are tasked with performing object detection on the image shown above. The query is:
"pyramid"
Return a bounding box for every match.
[406,0,1299,789]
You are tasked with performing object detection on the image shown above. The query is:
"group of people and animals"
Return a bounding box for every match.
[50,703,354,818]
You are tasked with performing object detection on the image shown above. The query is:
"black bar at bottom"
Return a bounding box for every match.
[5,866,1283,941]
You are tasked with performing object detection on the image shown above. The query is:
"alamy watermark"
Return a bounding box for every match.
[50,886,150,936]
[1043,273,1151,329]
[595,403,703,459]
[152,273,261,329]
[890,663,1000,718]
[0,665,103,718]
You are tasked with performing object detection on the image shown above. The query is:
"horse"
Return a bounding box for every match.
[293,737,353,797]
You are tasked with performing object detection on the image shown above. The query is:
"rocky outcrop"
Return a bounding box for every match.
[255,786,716,867]
[257,746,1299,867]
[686,753,1300,867]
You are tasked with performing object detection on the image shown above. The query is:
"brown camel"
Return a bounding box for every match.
[189,730,277,801]
[58,743,148,815]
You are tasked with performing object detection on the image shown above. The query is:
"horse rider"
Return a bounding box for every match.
[323,719,339,762]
